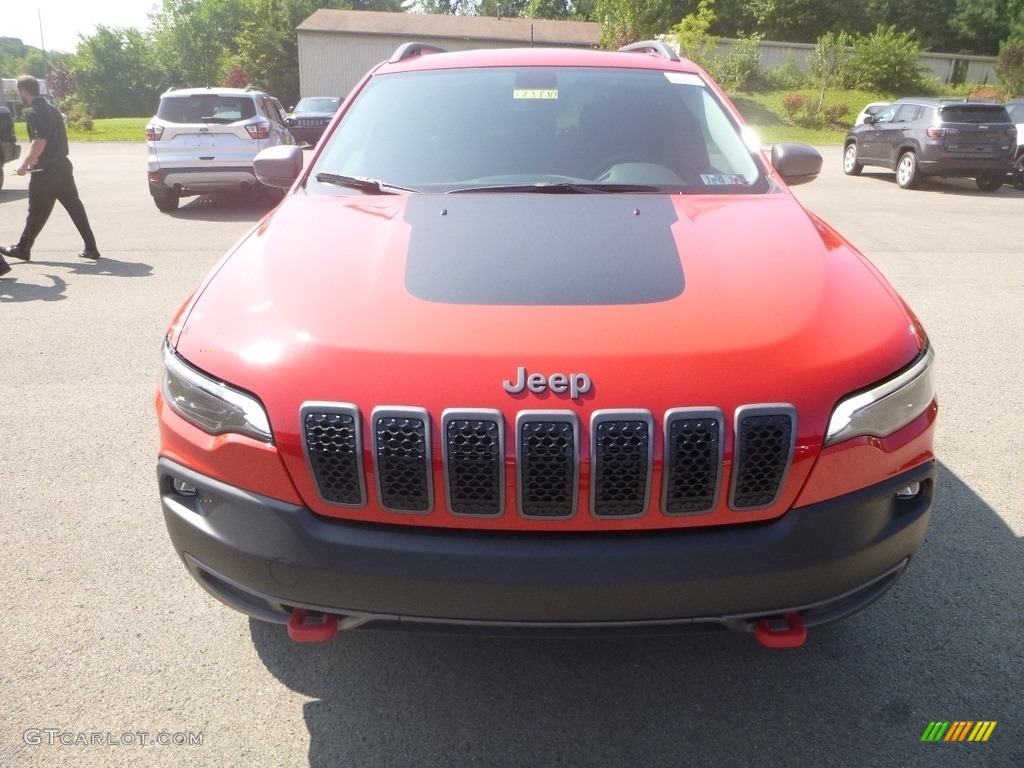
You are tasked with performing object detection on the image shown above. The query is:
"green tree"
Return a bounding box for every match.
[478,0,531,16]
[151,0,248,88]
[597,0,677,48]
[73,26,166,117]
[995,42,1024,95]
[950,0,1011,55]
[670,0,717,69]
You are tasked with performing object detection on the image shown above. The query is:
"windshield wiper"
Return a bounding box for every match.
[314,173,419,194]
[446,182,665,194]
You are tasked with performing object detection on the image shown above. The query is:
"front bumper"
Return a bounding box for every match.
[288,126,327,145]
[158,457,935,633]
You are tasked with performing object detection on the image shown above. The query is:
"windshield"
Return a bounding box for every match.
[309,66,768,194]
[295,97,340,113]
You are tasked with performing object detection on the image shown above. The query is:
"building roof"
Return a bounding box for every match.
[297,9,601,47]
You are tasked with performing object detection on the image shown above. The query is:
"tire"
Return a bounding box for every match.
[843,143,863,176]
[152,189,180,212]
[975,174,1003,192]
[0,163,4,191]
[896,151,920,189]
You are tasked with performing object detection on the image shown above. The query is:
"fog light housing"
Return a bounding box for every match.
[172,478,198,497]
[895,482,921,500]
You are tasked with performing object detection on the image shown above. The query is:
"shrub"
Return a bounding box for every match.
[808,31,855,89]
[822,101,850,124]
[849,25,927,93]
[62,100,94,131]
[764,53,808,90]
[782,92,807,117]
[710,34,766,91]
[969,85,1008,101]
[995,43,1024,98]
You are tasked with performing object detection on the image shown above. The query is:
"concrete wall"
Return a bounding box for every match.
[713,39,998,86]
[298,31,1001,102]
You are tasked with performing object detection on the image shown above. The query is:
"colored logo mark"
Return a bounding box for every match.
[921,721,997,742]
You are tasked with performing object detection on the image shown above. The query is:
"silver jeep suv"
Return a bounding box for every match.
[146,87,295,211]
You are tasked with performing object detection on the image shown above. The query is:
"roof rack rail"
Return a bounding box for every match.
[390,42,448,64]
[618,40,681,62]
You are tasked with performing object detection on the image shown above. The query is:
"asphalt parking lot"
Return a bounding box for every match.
[1,143,1022,768]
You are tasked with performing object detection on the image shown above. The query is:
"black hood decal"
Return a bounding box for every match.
[404,195,683,305]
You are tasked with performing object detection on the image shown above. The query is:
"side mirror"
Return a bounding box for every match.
[254,145,304,189]
[770,143,822,186]
[863,115,877,125]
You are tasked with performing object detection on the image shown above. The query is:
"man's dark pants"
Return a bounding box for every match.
[17,158,97,253]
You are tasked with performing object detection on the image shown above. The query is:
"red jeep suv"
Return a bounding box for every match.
[157,42,937,647]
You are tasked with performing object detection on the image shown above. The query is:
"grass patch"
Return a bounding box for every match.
[14,117,148,142]
[732,89,895,145]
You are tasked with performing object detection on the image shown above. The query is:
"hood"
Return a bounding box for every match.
[176,191,923,442]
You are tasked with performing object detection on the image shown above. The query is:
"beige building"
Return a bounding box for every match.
[296,10,601,99]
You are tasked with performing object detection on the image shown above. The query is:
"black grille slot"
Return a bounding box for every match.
[302,406,365,506]
[663,410,722,515]
[374,409,432,513]
[518,414,578,518]
[444,411,503,516]
[591,412,652,517]
[731,407,795,509]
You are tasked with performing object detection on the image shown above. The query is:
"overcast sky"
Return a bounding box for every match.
[7,1,158,55]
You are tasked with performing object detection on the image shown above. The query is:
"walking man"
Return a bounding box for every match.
[1,75,101,266]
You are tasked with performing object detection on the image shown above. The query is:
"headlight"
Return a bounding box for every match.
[824,346,935,446]
[161,341,274,443]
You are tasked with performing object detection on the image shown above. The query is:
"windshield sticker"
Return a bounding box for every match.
[514,89,558,100]
[664,73,705,87]
[700,173,749,186]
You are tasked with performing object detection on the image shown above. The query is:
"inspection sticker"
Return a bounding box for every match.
[701,173,748,186]
[514,89,558,100]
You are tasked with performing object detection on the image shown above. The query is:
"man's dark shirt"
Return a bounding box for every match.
[26,97,69,164]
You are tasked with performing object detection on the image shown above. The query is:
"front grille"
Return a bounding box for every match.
[372,407,432,513]
[517,412,579,518]
[301,402,797,521]
[301,403,365,506]
[443,410,504,516]
[730,406,796,510]
[591,411,652,517]
[662,409,723,515]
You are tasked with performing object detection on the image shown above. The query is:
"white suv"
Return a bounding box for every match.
[145,87,295,211]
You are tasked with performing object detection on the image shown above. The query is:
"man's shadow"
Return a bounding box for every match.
[14,258,153,278]
[0,273,67,302]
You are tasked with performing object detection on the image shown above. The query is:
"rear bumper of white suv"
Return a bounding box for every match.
[148,166,261,195]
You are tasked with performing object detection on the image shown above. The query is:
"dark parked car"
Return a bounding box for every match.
[0,105,21,191]
[843,97,1016,190]
[285,96,341,146]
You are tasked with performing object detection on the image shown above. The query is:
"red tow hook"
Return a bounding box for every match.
[754,612,807,649]
[287,608,339,643]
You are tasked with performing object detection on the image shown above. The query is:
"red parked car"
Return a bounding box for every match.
[157,42,937,647]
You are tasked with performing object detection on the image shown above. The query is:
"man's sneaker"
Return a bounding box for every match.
[78,248,101,260]
[0,259,11,277]
[0,244,31,261]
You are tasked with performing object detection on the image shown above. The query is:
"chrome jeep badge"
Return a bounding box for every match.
[502,366,592,399]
